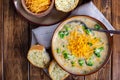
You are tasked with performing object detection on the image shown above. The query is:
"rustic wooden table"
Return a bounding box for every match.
[0,0,120,80]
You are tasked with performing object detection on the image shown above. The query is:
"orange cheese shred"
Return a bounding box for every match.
[25,0,51,13]
[67,26,102,59]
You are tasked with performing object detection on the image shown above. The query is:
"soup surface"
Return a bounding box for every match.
[52,16,109,75]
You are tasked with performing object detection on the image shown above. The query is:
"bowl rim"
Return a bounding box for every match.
[51,15,113,76]
[21,0,54,17]
[12,0,71,26]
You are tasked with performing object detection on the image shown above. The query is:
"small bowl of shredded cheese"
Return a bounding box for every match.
[21,0,54,17]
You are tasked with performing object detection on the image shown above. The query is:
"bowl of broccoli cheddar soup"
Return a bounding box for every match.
[52,16,112,75]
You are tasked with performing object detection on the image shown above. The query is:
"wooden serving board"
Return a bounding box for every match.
[0,0,120,80]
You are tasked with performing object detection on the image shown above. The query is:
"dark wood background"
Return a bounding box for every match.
[0,0,120,80]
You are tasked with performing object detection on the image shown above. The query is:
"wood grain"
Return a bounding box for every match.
[0,0,120,80]
[3,0,29,80]
[85,0,112,80]
[30,65,50,80]
[0,0,3,80]
[112,0,120,80]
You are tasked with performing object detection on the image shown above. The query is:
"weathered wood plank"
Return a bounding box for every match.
[2,0,120,80]
[112,35,120,80]
[111,0,120,80]
[3,0,29,80]
[85,0,112,80]
[0,0,3,79]
[30,65,50,80]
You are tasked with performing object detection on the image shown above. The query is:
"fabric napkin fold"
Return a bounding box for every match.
[31,1,115,48]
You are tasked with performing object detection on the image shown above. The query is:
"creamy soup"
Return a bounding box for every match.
[52,16,109,75]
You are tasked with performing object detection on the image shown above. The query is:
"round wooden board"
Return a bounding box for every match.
[13,0,70,26]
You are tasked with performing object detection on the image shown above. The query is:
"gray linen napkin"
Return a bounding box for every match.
[31,1,115,48]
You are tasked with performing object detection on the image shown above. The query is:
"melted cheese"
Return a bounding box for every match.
[67,26,102,59]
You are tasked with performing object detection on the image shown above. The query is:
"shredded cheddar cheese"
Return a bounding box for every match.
[25,0,51,13]
[67,26,103,59]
